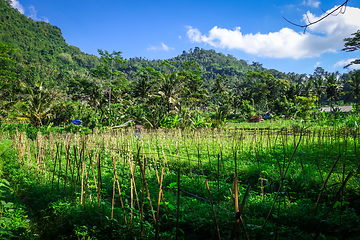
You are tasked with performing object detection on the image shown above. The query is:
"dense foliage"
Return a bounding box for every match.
[1,0,360,131]
[1,0,360,239]
[1,126,360,239]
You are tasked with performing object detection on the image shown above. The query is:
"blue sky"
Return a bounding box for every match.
[9,0,360,75]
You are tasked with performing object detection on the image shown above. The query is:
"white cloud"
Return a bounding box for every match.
[147,46,157,51]
[314,62,321,68]
[334,59,360,69]
[302,0,321,8]
[42,16,49,23]
[161,43,172,51]
[28,5,49,22]
[28,6,37,19]
[10,0,24,14]
[147,42,174,51]
[186,6,360,59]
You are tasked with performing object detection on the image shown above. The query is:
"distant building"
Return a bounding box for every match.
[320,106,353,113]
[79,95,90,103]
[249,116,264,122]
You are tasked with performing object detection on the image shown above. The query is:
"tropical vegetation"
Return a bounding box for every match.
[1,0,360,239]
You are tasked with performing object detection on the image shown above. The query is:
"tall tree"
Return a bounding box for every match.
[326,74,342,110]
[132,67,161,101]
[345,70,360,105]
[312,76,326,106]
[158,72,186,112]
[0,42,18,121]
[342,30,360,68]
[91,50,127,110]
[16,81,62,127]
[179,60,208,105]
[211,74,228,95]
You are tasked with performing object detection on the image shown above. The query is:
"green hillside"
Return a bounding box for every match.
[0,0,98,88]
[1,0,358,129]
[122,48,307,88]
[0,0,308,90]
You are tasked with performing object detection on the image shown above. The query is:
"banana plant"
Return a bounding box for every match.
[190,114,212,129]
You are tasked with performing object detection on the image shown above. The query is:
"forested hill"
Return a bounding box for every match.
[123,48,307,87]
[1,0,306,89]
[0,0,98,88]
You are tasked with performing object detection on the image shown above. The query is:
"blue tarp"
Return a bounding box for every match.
[70,119,83,125]
[263,113,272,119]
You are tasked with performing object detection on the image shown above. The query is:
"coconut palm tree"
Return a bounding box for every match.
[312,76,326,106]
[133,67,161,101]
[157,72,186,112]
[326,74,342,110]
[346,70,360,105]
[16,81,62,127]
[211,74,228,95]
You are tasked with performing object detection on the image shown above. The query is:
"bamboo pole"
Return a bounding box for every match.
[176,167,180,240]
[137,153,156,226]
[314,154,341,213]
[113,156,128,225]
[155,167,165,240]
[233,177,240,240]
[206,180,222,240]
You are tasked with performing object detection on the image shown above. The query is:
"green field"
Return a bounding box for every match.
[1,126,360,239]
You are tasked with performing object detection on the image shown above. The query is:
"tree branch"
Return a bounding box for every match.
[283,0,349,34]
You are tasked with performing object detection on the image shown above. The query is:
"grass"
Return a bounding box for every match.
[0,125,360,239]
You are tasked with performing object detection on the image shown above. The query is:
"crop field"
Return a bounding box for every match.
[3,126,360,239]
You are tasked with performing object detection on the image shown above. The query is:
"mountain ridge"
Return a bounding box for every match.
[1,0,306,90]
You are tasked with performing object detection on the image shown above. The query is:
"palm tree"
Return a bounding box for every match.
[133,67,161,101]
[312,76,326,106]
[326,74,342,110]
[346,70,360,105]
[179,61,208,108]
[16,81,62,127]
[211,74,228,95]
[158,72,186,112]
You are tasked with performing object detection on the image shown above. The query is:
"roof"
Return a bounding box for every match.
[319,106,353,113]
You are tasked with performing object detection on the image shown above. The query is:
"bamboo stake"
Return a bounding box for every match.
[238,185,251,240]
[314,170,355,240]
[63,143,70,191]
[57,142,62,190]
[255,149,264,200]
[314,154,341,213]
[51,143,59,190]
[129,154,140,211]
[206,180,221,240]
[81,154,85,205]
[96,152,102,218]
[130,156,134,234]
[155,167,165,240]
[137,153,156,226]
[233,177,240,240]
[111,175,116,220]
[160,142,169,170]
[140,176,145,240]
[207,144,212,170]
[89,155,98,194]
[73,146,79,195]
[176,167,180,240]
[217,154,220,192]
[262,132,303,231]
[85,149,92,203]
[113,156,128,225]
